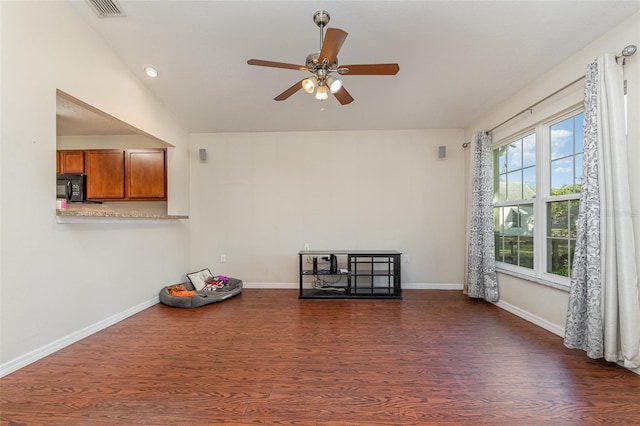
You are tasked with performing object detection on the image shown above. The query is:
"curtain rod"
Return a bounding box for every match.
[462,44,637,148]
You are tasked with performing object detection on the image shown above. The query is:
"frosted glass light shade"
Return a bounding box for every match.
[314,85,328,100]
[327,75,342,93]
[302,78,316,94]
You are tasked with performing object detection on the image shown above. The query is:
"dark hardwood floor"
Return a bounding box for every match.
[1,289,639,425]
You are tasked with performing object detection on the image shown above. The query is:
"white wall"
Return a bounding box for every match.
[189,129,465,287]
[0,2,190,374]
[464,12,640,334]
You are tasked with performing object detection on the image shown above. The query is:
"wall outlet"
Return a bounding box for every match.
[220,254,226,263]
[403,254,410,263]
[304,243,310,252]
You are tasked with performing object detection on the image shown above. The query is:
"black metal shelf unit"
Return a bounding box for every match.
[298,250,402,299]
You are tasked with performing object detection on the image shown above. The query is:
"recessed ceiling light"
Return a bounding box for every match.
[144,66,158,78]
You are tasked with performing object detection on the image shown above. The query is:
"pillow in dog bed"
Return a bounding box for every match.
[186,268,213,290]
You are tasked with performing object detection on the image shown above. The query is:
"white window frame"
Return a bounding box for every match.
[493,105,584,291]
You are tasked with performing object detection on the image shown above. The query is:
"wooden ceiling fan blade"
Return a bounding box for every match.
[333,86,354,105]
[339,63,400,75]
[274,80,305,101]
[318,28,348,65]
[247,59,307,71]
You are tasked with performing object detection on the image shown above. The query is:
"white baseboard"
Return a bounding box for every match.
[402,283,463,290]
[0,296,159,378]
[243,282,298,289]
[494,299,565,337]
[243,282,463,290]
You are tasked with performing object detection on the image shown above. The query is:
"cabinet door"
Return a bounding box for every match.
[126,149,166,199]
[58,150,85,173]
[86,150,125,199]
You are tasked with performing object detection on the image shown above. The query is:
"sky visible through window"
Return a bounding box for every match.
[550,113,584,192]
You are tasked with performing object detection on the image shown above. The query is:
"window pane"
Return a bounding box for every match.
[522,134,536,168]
[494,207,503,233]
[547,238,570,276]
[505,205,534,235]
[550,157,574,193]
[507,139,522,171]
[494,203,534,269]
[504,206,521,231]
[506,171,521,201]
[496,145,507,174]
[548,201,569,237]
[503,236,518,265]
[523,166,536,198]
[496,172,507,202]
[494,207,504,262]
[574,153,583,191]
[569,200,580,238]
[575,113,584,153]
[567,240,576,277]
[550,119,574,160]
[495,234,503,262]
[519,236,534,269]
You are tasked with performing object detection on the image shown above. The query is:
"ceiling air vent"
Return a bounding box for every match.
[86,0,126,17]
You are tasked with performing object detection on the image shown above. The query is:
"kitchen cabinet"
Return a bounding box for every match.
[58,148,167,201]
[57,150,85,174]
[126,149,166,199]
[86,149,125,199]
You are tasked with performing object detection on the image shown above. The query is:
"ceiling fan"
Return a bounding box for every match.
[247,10,399,105]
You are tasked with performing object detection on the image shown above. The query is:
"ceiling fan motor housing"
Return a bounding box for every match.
[305,53,338,81]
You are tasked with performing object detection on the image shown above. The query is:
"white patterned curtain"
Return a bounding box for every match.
[564,54,640,370]
[466,130,499,302]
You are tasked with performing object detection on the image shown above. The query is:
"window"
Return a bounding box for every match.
[546,113,583,277]
[493,109,584,287]
[494,134,536,269]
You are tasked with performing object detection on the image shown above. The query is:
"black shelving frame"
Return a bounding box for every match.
[298,250,402,299]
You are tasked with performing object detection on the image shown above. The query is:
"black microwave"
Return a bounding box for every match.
[56,173,86,202]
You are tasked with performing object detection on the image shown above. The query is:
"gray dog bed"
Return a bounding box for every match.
[159,278,243,308]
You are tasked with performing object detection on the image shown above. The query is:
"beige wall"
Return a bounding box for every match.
[0,1,190,373]
[189,129,466,286]
[57,135,170,150]
[464,12,640,335]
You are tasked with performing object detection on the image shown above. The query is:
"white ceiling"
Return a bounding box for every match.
[67,0,640,134]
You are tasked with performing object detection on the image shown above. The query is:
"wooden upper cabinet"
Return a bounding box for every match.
[86,150,125,199]
[57,150,85,174]
[126,149,167,200]
[59,148,167,201]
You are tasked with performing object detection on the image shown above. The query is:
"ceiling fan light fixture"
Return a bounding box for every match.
[302,77,316,94]
[246,10,399,105]
[314,85,328,100]
[326,75,342,93]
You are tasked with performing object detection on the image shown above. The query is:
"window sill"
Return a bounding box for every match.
[495,267,570,292]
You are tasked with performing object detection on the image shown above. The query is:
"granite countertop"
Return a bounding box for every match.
[56,201,188,220]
